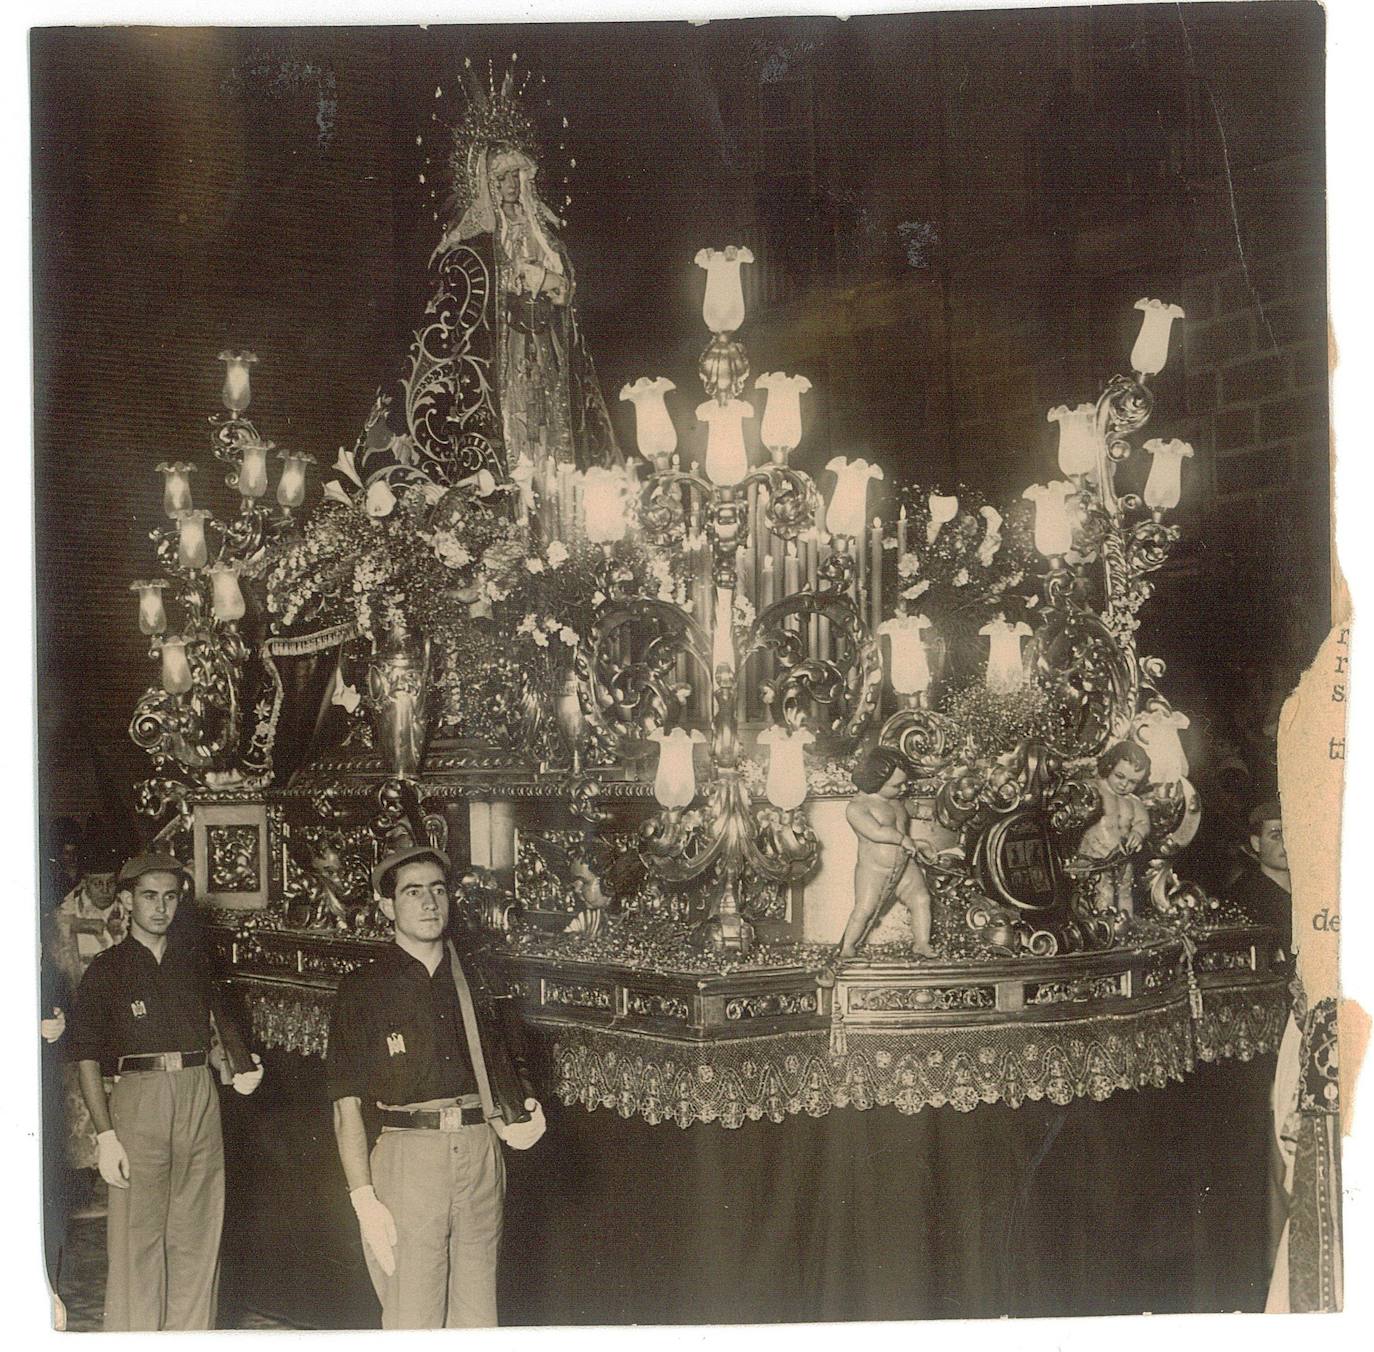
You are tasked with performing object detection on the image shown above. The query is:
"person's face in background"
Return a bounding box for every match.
[1252,818,1288,873]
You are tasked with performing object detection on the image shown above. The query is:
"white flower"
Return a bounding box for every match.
[323,481,354,507]
[897,553,920,579]
[517,614,538,637]
[432,532,472,569]
[559,626,579,646]
[901,579,931,601]
[546,540,570,568]
[592,590,607,607]
[531,628,549,647]
[953,568,970,587]
[365,479,396,518]
[525,557,546,574]
[543,616,561,632]
[333,447,363,487]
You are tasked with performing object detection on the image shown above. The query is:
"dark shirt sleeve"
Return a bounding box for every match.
[325,973,368,1103]
[64,952,109,1066]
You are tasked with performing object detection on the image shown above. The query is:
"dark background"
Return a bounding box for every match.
[32,5,1329,858]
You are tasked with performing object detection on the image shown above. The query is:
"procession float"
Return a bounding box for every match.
[119,59,1287,1324]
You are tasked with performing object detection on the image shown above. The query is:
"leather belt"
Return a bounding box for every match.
[118,1051,207,1073]
[379,1104,486,1131]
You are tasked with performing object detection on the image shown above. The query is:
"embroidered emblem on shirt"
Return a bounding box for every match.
[130,1000,147,1019]
[386,1032,406,1057]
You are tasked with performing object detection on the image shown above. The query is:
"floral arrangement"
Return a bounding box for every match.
[935,679,1076,761]
[890,484,1038,620]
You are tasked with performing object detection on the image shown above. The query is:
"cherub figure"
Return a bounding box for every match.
[839,747,935,959]
[1076,740,1153,913]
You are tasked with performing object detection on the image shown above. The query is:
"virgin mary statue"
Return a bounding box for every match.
[356,67,619,494]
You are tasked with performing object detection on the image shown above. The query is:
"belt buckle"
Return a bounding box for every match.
[166,1052,183,1072]
[439,1104,462,1132]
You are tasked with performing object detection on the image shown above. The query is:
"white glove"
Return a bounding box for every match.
[493,1098,546,1151]
[96,1129,130,1190]
[232,1053,265,1096]
[40,1009,65,1044]
[349,1185,398,1276]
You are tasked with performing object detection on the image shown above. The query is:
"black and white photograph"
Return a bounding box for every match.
[20,0,1362,1335]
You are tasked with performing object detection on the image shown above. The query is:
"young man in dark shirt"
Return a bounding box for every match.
[65,853,264,1331]
[1228,799,1294,968]
[326,844,545,1329]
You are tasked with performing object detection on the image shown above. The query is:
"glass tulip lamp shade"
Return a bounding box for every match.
[208,562,246,623]
[156,462,196,520]
[1130,300,1185,377]
[878,614,934,696]
[1021,482,1077,557]
[1048,404,1102,478]
[619,377,677,464]
[1142,439,1193,512]
[174,509,211,570]
[758,726,815,811]
[755,373,811,455]
[825,458,884,540]
[695,246,754,335]
[583,466,630,544]
[276,451,313,509]
[980,616,1033,694]
[237,441,270,500]
[160,636,193,695]
[219,350,257,414]
[131,579,168,636]
[650,727,703,809]
[697,398,753,487]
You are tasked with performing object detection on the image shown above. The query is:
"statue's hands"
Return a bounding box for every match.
[515,260,546,294]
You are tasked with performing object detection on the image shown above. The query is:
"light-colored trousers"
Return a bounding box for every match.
[105,1063,224,1331]
[366,1122,506,1328]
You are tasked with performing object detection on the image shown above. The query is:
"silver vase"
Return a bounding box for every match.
[367,635,432,778]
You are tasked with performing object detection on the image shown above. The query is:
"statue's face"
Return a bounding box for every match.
[492,163,522,205]
[878,765,908,799]
[1105,761,1146,796]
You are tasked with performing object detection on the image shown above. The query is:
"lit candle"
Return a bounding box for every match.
[758,726,815,811]
[980,615,1033,693]
[1130,299,1185,377]
[650,727,703,808]
[619,377,677,466]
[1021,481,1077,558]
[160,635,193,695]
[1142,438,1194,512]
[869,518,883,633]
[1048,403,1102,478]
[695,245,754,335]
[131,579,168,636]
[755,372,811,458]
[218,350,258,414]
[824,457,884,541]
[697,398,753,487]
[174,509,211,570]
[208,561,246,623]
[1136,707,1191,783]
[237,441,270,499]
[897,504,909,559]
[156,462,196,519]
[583,465,630,544]
[276,450,314,509]
[784,540,801,600]
[760,556,776,611]
[878,613,934,696]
